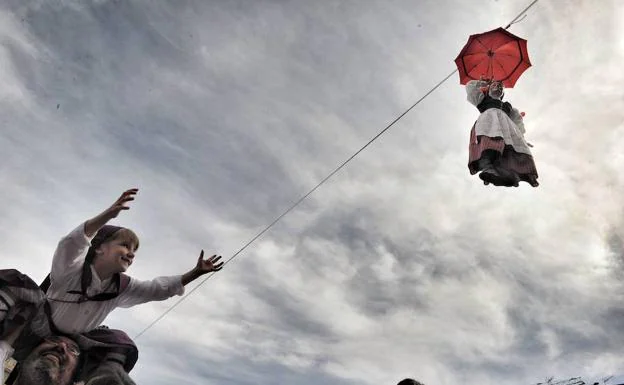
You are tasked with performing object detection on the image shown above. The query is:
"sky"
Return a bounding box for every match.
[1,0,624,384]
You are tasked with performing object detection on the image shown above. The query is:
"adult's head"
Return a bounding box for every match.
[397,379,424,385]
[16,336,81,385]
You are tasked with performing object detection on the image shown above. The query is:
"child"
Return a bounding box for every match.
[466,79,539,187]
[44,188,224,334]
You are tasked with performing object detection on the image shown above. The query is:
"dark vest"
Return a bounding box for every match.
[477,95,513,117]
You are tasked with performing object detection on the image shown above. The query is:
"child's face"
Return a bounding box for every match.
[96,239,138,273]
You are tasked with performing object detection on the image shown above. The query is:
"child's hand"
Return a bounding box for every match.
[84,188,138,237]
[181,250,225,285]
[104,188,138,219]
[195,250,224,274]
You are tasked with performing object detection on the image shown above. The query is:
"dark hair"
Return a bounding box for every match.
[397,379,423,385]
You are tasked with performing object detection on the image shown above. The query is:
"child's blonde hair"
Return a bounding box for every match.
[107,228,140,251]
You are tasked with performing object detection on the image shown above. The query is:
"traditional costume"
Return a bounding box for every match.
[466,79,539,187]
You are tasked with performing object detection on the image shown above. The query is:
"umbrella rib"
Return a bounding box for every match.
[499,41,525,81]
[461,52,487,58]
[491,57,509,79]
[473,36,491,51]
[494,52,523,59]
[465,60,483,74]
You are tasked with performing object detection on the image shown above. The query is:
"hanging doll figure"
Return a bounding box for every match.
[466,79,539,187]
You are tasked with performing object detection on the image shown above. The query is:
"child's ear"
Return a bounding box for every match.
[94,245,105,256]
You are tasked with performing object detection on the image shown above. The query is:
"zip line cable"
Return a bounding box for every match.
[134,0,540,340]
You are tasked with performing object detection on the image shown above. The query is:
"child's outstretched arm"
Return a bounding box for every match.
[116,250,224,308]
[51,188,138,282]
[84,188,138,237]
[181,250,224,286]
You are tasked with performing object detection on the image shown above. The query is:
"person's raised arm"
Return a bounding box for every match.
[466,79,488,107]
[51,189,138,281]
[84,189,138,237]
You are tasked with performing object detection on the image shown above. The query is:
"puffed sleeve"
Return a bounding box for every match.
[466,80,488,107]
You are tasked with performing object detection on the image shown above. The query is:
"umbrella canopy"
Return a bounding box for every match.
[455,27,531,88]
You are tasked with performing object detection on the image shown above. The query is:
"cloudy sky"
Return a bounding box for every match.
[2,0,624,384]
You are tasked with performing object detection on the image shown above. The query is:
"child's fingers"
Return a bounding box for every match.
[119,193,137,201]
[210,255,222,263]
[114,201,133,209]
[116,190,138,203]
[117,198,135,206]
[114,195,135,208]
[109,203,131,212]
[118,189,138,199]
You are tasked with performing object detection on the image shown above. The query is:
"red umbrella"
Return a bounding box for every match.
[454,27,531,88]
